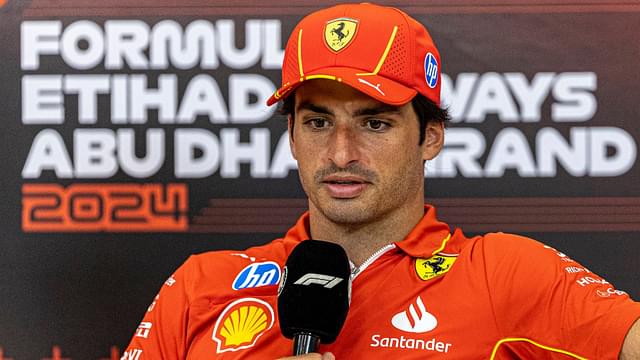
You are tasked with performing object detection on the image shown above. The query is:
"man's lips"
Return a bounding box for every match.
[321,176,370,198]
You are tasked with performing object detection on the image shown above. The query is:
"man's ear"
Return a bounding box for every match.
[288,114,297,160]
[422,121,444,161]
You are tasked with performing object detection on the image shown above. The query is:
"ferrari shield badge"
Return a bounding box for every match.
[324,18,358,52]
[415,255,457,281]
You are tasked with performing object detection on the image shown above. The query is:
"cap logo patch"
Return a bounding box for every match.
[324,18,358,52]
[424,52,438,89]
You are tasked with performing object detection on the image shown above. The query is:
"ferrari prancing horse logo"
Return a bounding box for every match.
[324,18,358,52]
[415,255,457,281]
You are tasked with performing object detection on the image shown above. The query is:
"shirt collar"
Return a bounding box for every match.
[283,211,311,243]
[394,205,457,258]
[283,205,461,258]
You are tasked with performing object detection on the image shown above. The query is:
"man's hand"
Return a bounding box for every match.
[277,352,335,360]
[620,318,640,360]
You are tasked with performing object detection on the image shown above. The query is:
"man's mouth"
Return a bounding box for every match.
[322,177,369,198]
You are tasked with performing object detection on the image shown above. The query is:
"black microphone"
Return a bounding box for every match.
[277,240,351,355]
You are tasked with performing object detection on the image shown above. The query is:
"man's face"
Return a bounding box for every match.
[289,80,443,227]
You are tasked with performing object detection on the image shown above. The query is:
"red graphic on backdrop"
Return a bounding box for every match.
[22,183,188,232]
[41,346,70,360]
[0,346,15,360]
[0,345,121,360]
[97,346,121,360]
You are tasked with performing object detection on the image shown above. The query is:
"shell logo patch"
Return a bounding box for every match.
[212,298,275,353]
[415,254,457,281]
[324,18,358,52]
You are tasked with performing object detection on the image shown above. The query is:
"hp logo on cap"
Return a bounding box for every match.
[424,52,438,89]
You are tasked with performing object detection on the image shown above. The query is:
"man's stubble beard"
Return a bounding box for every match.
[304,163,424,229]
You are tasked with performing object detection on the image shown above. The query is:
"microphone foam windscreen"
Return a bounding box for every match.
[278,240,351,344]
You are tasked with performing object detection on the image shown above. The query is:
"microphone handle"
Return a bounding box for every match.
[293,332,320,355]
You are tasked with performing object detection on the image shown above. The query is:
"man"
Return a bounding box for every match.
[123,3,640,359]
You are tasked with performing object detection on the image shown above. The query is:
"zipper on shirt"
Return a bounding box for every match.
[350,243,396,280]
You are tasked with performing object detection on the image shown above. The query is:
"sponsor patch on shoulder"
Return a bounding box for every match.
[232,261,281,290]
[415,254,457,281]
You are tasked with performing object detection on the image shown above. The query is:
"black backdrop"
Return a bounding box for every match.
[1,1,639,359]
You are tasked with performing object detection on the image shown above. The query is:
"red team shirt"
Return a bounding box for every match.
[123,206,640,359]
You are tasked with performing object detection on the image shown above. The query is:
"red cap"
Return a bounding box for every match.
[267,3,442,107]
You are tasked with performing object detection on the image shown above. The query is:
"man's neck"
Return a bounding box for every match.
[307,201,425,267]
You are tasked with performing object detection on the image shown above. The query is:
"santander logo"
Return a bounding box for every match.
[391,296,437,333]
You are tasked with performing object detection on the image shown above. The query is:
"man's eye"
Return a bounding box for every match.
[310,118,327,128]
[366,119,388,130]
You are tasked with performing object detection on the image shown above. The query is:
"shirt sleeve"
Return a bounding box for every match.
[482,233,640,359]
[121,256,193,360]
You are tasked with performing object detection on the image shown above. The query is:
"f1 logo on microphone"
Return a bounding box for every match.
[294,273,343,288]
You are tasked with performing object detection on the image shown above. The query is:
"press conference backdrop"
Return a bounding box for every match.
[0,0,638,358]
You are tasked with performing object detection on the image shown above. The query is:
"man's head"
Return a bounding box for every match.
[267,3,448,227]
[284,79,444,227]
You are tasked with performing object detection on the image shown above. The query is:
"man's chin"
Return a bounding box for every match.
[318,204,376,226]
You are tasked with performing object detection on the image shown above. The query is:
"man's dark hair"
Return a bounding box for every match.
[279,92,450,145]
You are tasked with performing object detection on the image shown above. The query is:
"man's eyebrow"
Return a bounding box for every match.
[296,102,401,117]
[353,104,401,117]
[296,102,334,115]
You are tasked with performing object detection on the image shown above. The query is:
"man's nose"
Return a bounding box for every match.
[327,124,361,168]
